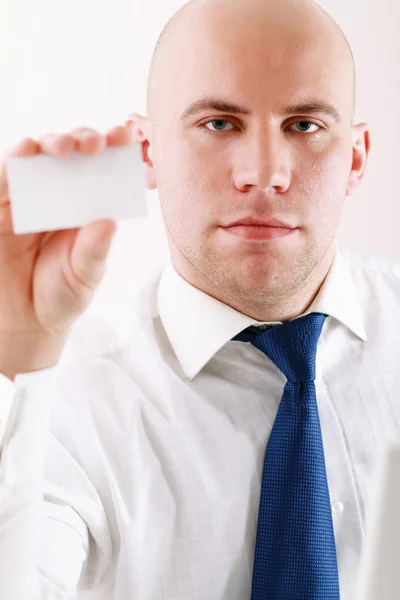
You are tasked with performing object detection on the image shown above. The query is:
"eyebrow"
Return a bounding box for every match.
[180,97,342,124]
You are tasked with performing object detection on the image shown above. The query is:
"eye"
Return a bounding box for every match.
[203,119,235,132]
[289,121,320,134]
[201,118,323,138]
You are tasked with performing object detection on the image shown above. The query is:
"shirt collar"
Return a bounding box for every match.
[157,243,367,381]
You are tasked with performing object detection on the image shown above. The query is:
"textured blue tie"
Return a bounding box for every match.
[233,312,340,599]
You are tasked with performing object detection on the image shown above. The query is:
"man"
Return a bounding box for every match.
[0,0,398,597]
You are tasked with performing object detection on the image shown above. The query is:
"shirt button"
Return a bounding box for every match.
[331,501,344,514]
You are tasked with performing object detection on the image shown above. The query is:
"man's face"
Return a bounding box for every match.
[146,5,366,312]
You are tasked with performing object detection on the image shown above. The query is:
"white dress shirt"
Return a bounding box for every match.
[0,243,400,600]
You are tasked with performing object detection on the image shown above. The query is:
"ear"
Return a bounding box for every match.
[125,113,157,191]
[346,123,371,197]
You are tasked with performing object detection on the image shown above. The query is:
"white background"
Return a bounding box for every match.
[0,0,398,323]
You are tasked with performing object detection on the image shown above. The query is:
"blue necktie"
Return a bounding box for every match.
[233,312,340,599]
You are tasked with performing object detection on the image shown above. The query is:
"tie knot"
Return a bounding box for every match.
[234,312,328,383]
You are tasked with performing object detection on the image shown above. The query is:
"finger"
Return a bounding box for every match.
[69,127,100,137]
[38,128,106,157]
[68,219,117,291]
[37,133,76,156]
[106,124,134,147]
[69,127,107,155]
[0,138,39,206]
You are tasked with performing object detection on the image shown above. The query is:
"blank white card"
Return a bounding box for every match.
[5,143,148,235]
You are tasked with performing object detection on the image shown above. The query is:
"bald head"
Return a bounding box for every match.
[139,0,369,323]
[147,0,355,131]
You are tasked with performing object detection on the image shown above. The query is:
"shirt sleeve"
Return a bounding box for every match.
[0,366,88,600]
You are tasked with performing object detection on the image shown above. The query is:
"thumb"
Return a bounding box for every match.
[70,219,117,288]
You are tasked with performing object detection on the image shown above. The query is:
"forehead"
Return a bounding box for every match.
[156,21,351,120]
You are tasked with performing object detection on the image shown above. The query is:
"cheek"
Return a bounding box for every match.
[157,144,227,219]
[156,142,212,191]
[157,173,214,234]
[297,149,350,204]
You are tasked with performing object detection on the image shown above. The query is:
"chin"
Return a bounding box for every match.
[224,260,280,289]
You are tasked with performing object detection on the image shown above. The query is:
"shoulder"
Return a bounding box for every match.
[340,248,400,318]
[341,247,400,285]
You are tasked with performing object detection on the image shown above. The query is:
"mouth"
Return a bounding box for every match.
[221,223,298,242]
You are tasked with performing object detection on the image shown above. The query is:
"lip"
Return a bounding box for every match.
[221,216,297,241]
[224,216,295,228]
[222,225,296,241]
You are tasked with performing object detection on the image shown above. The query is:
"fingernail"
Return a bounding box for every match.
[80,132,98,140]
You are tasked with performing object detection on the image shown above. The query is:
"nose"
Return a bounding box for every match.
[233,128,291,194]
